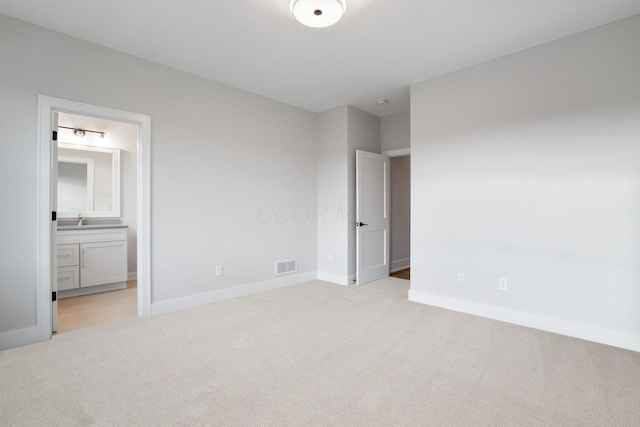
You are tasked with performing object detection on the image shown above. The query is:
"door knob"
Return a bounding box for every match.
[357,222,368,227]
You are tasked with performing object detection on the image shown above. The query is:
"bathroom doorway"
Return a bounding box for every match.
[54,113,139,333]
[37,96,151,342]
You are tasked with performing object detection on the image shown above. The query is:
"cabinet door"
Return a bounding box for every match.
[80,241,127,287]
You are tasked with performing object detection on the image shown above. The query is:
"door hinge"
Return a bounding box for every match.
[52,130,58,141]
[52,291,57,302]
[52,211,57,221]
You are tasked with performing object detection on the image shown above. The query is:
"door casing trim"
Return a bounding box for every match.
[37,95,151,342]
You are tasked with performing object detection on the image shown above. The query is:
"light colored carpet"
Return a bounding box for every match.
[1,278,639,426]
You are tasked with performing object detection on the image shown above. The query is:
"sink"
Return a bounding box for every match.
[57,224,128,231]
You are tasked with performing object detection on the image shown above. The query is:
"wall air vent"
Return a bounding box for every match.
[275,259,297,276]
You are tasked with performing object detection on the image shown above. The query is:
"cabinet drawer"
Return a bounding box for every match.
[57,266,80,291]
[57,244,79,267]
[58,228,127,244]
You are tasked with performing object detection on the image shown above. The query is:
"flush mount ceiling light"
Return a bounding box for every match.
[290,0,346,28]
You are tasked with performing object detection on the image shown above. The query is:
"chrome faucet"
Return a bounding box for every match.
[77,212,83,227]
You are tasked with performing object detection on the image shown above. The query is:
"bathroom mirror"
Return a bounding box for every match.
[57,143,121,218]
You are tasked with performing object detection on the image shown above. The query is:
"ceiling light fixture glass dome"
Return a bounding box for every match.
[290,0,346,28]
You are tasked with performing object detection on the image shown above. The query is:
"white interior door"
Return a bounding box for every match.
[51,112,58,333]
[356,150,390,285]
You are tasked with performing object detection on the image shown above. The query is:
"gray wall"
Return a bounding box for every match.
[0,14,317,341]
[316,105,381,285]
[317,106,349,283]
[390,156,410,272]
[410,15,640,345]
[381,111,410,152]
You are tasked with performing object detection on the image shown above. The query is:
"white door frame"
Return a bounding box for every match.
[382,148,410,158]
[383,148,411,276]
[37,95,151,342]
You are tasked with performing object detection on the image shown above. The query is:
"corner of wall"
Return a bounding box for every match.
[317,271,350,286]
[151,272,318,316]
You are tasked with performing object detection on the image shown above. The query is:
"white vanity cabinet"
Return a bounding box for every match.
[57,226,128,297]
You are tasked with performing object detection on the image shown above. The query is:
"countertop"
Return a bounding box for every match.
[57,224,129,231]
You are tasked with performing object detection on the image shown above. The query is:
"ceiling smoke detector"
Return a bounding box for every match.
[290,0,346,28]
[377,99,388,106]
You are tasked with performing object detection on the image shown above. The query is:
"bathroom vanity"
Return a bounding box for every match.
[57,225,128,298]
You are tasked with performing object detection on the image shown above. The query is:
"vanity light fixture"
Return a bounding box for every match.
[290,0,346,28]
[59,125,105,138]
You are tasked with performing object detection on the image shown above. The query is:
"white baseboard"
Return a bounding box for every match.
[390,258,410,273]
[408,290,640,353]
[151,272,317,316]
[0,326,40,351]
[317,271,350,286]
[127,271,137,281]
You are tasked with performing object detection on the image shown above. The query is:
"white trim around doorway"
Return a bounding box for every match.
[383,148,410,157]
[37,95,151,343]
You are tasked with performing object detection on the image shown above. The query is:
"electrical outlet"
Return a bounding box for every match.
[457,272,465,285]
[215,265,223,277]
[499,277,508,291]
[328,254,333,263]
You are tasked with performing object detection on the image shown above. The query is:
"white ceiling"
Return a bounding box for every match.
[1,0,639,117]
